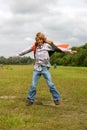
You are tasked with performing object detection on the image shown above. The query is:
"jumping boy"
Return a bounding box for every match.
[15,32,77,105]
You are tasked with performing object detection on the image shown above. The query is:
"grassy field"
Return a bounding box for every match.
[0,65,87,130]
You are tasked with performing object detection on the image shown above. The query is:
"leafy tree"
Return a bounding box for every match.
[0,56,6,64]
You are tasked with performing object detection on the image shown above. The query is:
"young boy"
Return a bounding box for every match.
[15,32,77,105]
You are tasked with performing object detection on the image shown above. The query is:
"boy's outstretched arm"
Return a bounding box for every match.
[13,48,32,57]
[45,39,77,54]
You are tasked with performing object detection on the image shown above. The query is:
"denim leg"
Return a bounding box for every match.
[42,67,61,101]
[27,70,41,102]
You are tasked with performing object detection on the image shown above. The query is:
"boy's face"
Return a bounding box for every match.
[36,38,43,45]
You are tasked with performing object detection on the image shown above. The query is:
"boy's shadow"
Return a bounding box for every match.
[35,100,60,108]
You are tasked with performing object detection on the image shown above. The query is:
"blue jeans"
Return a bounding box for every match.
[27,66,61,102]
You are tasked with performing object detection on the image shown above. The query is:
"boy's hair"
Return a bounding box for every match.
[35,32,47,42]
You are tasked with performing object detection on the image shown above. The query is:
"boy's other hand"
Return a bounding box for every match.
[12,54,19,58]
[70,50,77,54]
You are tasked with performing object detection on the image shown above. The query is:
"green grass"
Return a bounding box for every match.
[0,65,87,130]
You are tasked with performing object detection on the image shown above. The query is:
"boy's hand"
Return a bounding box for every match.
[70,50,77,54]
[12,54,19,57]
[45,39,53,44]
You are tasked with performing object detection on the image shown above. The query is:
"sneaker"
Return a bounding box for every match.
[54,100,60,105]
[26,98,33,106]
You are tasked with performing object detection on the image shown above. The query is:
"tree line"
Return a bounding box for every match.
[0,56,34,65]
[0,43,87,67]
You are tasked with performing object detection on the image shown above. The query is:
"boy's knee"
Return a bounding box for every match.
[31,83,36,89]
[47,81,54,88]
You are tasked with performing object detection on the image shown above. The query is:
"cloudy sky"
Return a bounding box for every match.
[0,0,87,58]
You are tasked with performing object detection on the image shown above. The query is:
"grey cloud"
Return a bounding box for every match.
[9,0,59,14]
